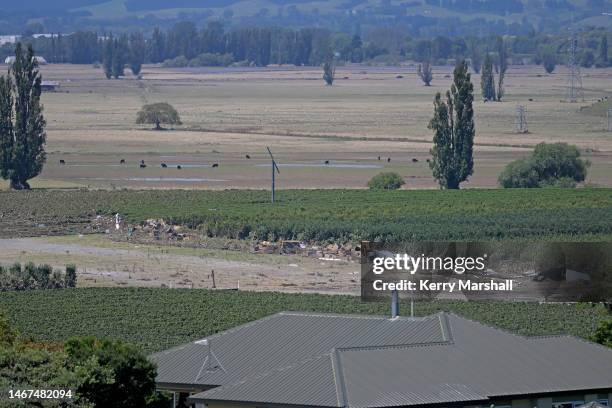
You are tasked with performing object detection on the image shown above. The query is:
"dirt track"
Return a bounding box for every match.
[0,236,360,293]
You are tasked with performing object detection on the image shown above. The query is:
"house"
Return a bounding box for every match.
[152,309,612,408]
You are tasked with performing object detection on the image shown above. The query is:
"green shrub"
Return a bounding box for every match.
[367,172,405,190]
[499,143,589,188]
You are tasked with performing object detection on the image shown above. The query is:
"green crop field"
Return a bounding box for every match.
[0,288,608,353]
[1,188,611,242]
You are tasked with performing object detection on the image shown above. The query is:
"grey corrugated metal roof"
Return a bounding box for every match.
[152,311,448,391]
[184,312,612,408]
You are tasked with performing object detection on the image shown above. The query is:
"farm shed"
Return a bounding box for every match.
[152,310,612,408]
[41,81,59,92]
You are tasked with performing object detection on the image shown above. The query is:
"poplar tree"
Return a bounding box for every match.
[596,34,608,68]
[428,59,475,190]
[480,53,496,101]
[0,43,46,190]
[418,61,433,86]
[496,37,507,101]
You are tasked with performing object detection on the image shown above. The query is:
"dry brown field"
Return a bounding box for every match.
[1,63,610,190]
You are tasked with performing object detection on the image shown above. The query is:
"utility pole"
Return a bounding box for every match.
[515,105,528,133]
[566,31,584,103]
[266,147,280,203]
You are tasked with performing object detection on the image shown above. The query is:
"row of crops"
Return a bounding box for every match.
[0,288,607,353]
[1,188,612,241]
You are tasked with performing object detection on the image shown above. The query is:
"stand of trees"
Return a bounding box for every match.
[0,43,46,190]
[0,263,77,291]
[0,311,169,408]
[498,143,590,188]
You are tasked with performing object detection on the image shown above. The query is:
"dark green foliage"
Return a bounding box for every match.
[580,50,595,68]
[0,262,78,291]
[499,143,590,188]
[429,60,475,190]
[129,32,146,76]
[496,37,507,101]
[323,58,335,86]
[65,337,158,408]
[65,264,77,288]
[540,46,556,73]
[136,102,181,130]
[0,288,609,353]
[596,34,608,68]
[418,61,433,86]
[480,53,496,101]
[0,43,46,190]
[590,319,612,347]
[0,310,17,348]
[102,35,129,79]
[102,35,113,79]
[367,172,405,190]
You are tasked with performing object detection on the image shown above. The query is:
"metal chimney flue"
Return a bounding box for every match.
[391,290,399,319]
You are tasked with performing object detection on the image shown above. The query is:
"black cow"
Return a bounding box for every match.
[412,158,419,163]
[212,163,219,168]
[120,159,125,164]
[245,154,251,159]
[177,165,182,169]
[139,160,146,169]
[59,159,66,165]
[324,160,330,165]
[161,163,167,168]
[387,157,391,162]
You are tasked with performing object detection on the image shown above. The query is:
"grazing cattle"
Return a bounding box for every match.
[377,156,381,161]
[324,160,330,165]
[161,163,167,168]
[412,158,419,163]
[177,165,182,169]
[245,154,251,159]
[139,160,146,169]
[387,157,391,162]
[426,158,431,163]
[59,159,66,165]
[120,159,125,164]
[212,163,219,168]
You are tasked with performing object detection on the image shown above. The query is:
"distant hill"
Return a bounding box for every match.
[1,0,611,35]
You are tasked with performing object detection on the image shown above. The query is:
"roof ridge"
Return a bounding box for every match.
[279,311,433,321]
[331,350,348,408]
[336,340,453,353]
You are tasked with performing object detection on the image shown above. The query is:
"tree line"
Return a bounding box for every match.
[0,262,76,291]
[1,23,609,71]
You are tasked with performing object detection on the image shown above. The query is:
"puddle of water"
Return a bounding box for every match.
[256,163,383,169]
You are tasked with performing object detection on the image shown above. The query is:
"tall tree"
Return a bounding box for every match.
[496,37,507,101]
[596,34,608,68]
[102,35,113,79]
[112,36,128,79]
[323,57,335,86]
[428,59,475,190]
[480,53,496,101]
[0,43,46,190]
[418,61,433,86]
[129,32,145,77]
[468,38,482,73]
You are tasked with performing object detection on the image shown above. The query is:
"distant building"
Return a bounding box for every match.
[41,81,59,92]
[4,56,48,65]
[0,35,20,46]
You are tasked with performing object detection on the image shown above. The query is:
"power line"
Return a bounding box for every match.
[566,32,584,103]
[515,105,528,134]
